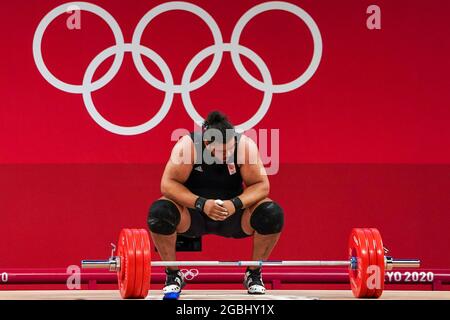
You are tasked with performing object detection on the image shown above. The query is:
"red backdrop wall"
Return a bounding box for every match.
[1,0,449,269]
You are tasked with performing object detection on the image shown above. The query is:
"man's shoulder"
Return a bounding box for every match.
[176,134,195,145]
[238,134,257,149]
[170,134,196,165]
[237,134,259,166]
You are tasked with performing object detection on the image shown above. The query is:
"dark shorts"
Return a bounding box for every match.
[179,208,251,239]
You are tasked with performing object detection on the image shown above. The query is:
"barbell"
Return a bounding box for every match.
[81,228,420,299]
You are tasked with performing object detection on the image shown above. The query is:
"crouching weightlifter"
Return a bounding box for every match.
[147,111,284,295]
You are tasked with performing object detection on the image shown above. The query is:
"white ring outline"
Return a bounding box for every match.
[82,43,174,135]
[230,1,323,93]
[132,1,224,94]
[32,2,125,94]
[181,268,199,280]
[182,43,273,133]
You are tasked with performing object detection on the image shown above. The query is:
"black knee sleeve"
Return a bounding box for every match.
[147,200,181,235]
[250,201,284,235]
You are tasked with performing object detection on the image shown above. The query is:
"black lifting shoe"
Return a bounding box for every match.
[163,268,186,295]
[243,267,266,294]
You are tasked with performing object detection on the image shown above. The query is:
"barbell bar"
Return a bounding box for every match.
[82,258,419,269]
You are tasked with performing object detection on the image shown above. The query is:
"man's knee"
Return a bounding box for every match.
[250,201,284,235]
[147,199,181,235]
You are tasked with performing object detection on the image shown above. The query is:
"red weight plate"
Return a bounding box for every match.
[117,229,136,298]
[348,228,370,298]
[139,229,151,298]
[370,228,385,298]
[363,228,377,298]
[132,229,144,298]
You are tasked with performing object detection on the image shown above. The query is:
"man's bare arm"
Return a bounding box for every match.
[237,135,270,208]
[160,135,198,209]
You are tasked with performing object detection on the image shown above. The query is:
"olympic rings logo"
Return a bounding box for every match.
[33,1,322,135]
[181,268,199,281]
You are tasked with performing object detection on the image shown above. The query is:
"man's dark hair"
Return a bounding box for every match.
[202,111,235,144]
